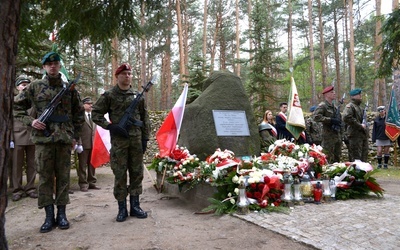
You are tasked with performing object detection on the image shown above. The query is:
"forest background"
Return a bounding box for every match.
[7,0,400,117]
[1,0,400,249]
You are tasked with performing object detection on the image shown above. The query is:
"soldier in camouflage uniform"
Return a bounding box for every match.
[305,106,322,146]
[92,63,150,222]
[342,88,368,162]
[13,52,84,233]
[313,86,342,163]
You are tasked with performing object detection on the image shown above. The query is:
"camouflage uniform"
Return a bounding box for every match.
[313,100,342,163]
[342,99,368,162]
[305,116,322,146]
[13,74,84,208]
[91,85,150,201]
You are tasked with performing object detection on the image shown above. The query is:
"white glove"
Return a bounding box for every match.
[10,141,14,149]
[74,144,84,154]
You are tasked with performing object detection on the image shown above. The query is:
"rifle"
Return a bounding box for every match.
[116,75,157,138]
[362,94,369,129]
[332,93,345,132]
[38,72,81,137]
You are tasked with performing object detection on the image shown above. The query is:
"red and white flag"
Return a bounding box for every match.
[91,115,111,168]
[156,83,188,157]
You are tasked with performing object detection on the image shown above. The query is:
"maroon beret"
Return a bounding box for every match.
[322,86,334,94]
[115,63,132,76]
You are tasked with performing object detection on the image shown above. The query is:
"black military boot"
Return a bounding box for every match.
[40,205,56,233]
[56,205,70,229]
[116,199,128,222]
[130,195,147,219]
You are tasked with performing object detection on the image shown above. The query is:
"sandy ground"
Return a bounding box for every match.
[5,166,318,250]
[6,166,397,250]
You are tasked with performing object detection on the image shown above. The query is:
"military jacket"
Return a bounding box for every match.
[13,74,84,144]
[305,117,322,143]
[91,85,150,140]
[342,99,365,137]
[313,100,343,135]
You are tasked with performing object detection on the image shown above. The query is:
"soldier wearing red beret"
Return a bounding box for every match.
[92,63,150,222]
[313,86,343,163]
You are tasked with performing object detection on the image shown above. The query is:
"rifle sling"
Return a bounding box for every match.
[131,119,143,127]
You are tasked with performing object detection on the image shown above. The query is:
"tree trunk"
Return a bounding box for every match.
[288,0,293,70]
[375,0,385,109]
[202,0,208,70]
[111,37,119,87]
[317,0,327,89]
[308,0,316,105]
[176,0,186,82]
[140,1,147,89]
[348,0,356,89]
[333,9,342,98]
[0,1,21,249]
[235,0,240,76]
[248,0,253,67]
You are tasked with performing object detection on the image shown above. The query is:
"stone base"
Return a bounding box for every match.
[156,173,216,209]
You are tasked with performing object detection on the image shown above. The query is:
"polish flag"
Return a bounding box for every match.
[91,116,111,168]
[156,83,188,157]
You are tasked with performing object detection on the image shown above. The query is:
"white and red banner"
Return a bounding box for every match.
[156,83,189,157]
[286,77,306,140]
[91,116,111,168]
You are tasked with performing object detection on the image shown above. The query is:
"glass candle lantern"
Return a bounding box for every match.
[329,179,337,200]
[314,181,323,204]
[293,177,302,201]
[322,179,331,197]
[236,181,250,215]
[300,173,313,200]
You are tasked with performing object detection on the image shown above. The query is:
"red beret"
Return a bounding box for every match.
[115,63,132,76]
[322,86,334,94]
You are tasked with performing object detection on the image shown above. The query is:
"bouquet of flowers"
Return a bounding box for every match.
[324,160,384,199]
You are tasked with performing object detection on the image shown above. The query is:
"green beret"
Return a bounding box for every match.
[349,88,362,96]
[41,52,61,65]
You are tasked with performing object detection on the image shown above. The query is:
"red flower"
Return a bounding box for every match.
[250,183,257,190]
[263,176,270,184]
[257,183,265,191]
[253,192,262,199]
[170,148,188,160]
[246,192,253,198]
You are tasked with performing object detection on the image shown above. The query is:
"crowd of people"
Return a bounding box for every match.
[11,52,149,233]
[9,50,396,234]
[258,86,394,168]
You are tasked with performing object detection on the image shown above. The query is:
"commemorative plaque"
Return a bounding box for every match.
[212,110,250,136]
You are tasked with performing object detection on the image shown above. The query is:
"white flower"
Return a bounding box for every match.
[308,157,315,163]
[248,177,256,184]
[298,151,304,158]
[294,145,300,150]
[232,175,239,183]
[228,192,232,197]
[234,188,239,195]
[230,198,235,205]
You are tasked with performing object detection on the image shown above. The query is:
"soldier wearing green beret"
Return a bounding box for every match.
[92,63,150,222]
[342,88,368,162]
[13,51,85,233]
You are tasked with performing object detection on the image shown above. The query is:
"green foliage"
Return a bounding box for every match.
[378,8,400,77]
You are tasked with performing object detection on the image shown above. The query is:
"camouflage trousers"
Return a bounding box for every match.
[35,144,71,208]
[110,136,144,201]
[321,135,342,163]
[348,135,368,162]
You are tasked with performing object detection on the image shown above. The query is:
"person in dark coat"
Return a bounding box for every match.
[372,106,391,169]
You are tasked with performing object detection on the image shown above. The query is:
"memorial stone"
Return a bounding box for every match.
[178,71,260,160]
